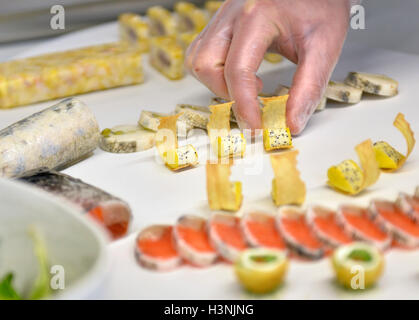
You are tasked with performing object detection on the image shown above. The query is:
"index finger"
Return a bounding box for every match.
[224,8,278,130]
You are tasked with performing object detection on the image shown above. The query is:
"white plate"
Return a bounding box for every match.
[0,178,109,299]
[2,22,419,299]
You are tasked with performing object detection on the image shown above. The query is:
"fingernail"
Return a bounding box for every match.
[299,101,316,127]
[238,120,250,131]
[297,113,308,130]
[234,113,250,131]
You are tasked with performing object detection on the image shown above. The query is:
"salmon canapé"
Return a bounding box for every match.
[135,225,182,271]
[209,213,248,263]
[308,206,353,248]
[370,200,419,248]
[173,215,218,267]
[338,205,392,251]
[276,207,324,260]
[241,212,287,251]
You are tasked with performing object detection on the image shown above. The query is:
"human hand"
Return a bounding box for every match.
[185,0,352,134]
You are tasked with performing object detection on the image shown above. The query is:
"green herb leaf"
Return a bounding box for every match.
[0,273,21,300]
[101,128,112,137]
[250,255,277,263]
[28,227,51,300]
[348,249,372,262]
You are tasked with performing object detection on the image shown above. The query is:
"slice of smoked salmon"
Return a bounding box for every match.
[208,213,248,263]
[241,212,287,251]
[88,204,131,240]
[397,192,419,222]
[370,200,419,248]
[135,225,182,271]
[338,205,392,251]
[307,206,353,248]
[276,207,324,260]
[391,239,415,250]
[173,215,218,267]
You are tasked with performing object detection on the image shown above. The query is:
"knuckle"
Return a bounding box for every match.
[224,63,240,78]
[299,80,326,99]
[307,82,325,96]
[225,64,253,83]
[192,57,214,77]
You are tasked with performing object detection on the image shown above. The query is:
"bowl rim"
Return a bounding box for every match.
[0,177,110,300]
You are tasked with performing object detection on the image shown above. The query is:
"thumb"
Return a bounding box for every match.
[286,36,343,135]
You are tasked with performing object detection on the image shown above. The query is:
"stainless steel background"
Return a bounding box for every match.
[1,0,419,56]
[0,0,204,43]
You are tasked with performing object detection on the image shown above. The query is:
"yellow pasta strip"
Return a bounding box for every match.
[328,139,380,195]
[270,150,306,206]
[374,113,416,172]
[207,101,246,159]
[357,139,381,189]
[156,114,180,155]
[206,161,242,212]
[260,95,293,151]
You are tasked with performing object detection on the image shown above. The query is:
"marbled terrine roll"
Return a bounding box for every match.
[0,42,143,108]
[0,98,99,178]
[21,171,132,239]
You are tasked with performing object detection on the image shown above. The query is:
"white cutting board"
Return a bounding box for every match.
[3,22,419,299]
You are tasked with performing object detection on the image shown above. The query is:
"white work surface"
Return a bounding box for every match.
[2,22,419,300]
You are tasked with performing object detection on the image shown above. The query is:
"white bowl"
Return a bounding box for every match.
[0,178,109,299]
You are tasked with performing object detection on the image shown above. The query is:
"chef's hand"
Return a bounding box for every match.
[185,0,353,134]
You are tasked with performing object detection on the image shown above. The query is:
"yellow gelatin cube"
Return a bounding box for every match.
[217,133,246,158]
[147,6,177,36]
[118,13,150,52]
[373,141,405,170]
[177,32,199,51]
[174,2,196,13]
[327,160,363,195]
[327,139,380,195]
[264,53,283,63]
[205,1,223,17]
[261,95,292,152]
[164,144,198,170]
[263,128,292,151]
[175,2,209,33]
[150,36,184,80]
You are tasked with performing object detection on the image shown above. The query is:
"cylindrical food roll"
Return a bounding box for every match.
[21,171,132,240]
[173,215,218,267]
[163,144,198,170]
[0,98,100,178]
[0,43,143,109]
[135,225,182,271]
